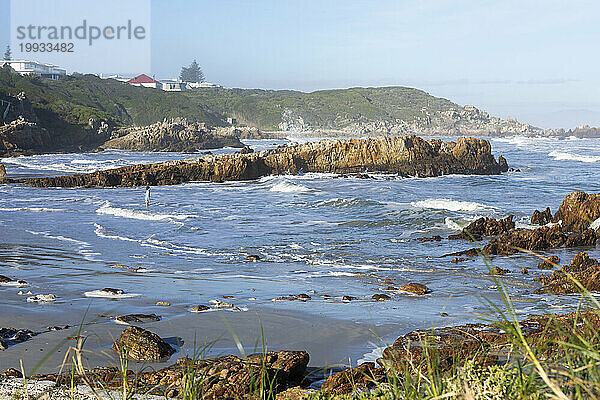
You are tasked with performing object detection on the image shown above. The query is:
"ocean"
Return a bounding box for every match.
[1,135,599,368]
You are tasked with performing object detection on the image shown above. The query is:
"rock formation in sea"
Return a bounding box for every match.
[100,118,245,152]
[553,191,600,233]
[448,215,515,240]
[19,136,509,188]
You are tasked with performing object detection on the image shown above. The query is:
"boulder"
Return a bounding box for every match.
[20,136,509,188]
[372,294,391,301]
[531,207,552,225]
[536,252,600,294]
[112,326,175,361]
[553,191,600,233]
[398,283,430,295]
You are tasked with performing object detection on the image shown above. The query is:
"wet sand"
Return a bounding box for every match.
[0,304,400,375]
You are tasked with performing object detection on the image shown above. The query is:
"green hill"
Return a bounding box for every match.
[0,66,540,145]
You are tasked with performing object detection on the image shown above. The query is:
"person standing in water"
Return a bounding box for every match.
[145,186,151,208]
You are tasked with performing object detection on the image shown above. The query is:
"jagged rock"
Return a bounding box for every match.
[536,252,600,294]
[246,255,261,261]
[448,215,515,240]
[115,314,160,324]
[321,362,384,395]
[112,326,175,361]
[0,274,11,283]
[553,191,600,233]
[538,255,560,269]
[20,136,509,188]
[531,207,552,225]
[398,283,430,295]
[239,145,254,154]
[101,119,244,152]
[0,163,6,183]
[342,295,354,302]
[100,288,124,295]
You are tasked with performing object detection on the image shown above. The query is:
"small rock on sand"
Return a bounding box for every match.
[398,283,429,295]
[372,294,391,301]
[115,314,160,324]
[190,305,210,313]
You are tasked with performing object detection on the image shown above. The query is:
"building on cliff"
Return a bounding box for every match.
[0,60,66,80]
[126,74,161,88]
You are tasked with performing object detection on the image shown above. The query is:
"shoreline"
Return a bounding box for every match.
[0,305,400,375]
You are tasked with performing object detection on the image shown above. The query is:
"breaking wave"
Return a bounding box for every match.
[269,181,311,193]
[96,202,197,222]
[548,150,600,163]
[411,198,494,212]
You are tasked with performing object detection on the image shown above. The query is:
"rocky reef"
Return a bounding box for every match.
[101,119,245,152]
[18,136,509,188]
[448,215,515,240]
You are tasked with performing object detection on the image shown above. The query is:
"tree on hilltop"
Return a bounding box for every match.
[179,60,205,83]
[4,45,11,61]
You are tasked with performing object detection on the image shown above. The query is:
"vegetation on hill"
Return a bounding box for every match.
[0,66,467,133]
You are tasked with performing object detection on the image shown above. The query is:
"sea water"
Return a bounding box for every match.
[1,136,599,345]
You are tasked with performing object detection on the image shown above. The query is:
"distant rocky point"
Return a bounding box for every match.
[18,135,509,188]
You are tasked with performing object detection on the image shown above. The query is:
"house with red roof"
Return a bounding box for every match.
[126,74,161,89]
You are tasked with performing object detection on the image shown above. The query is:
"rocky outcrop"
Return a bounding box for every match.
[448,215,515,240]
[531,207,552,225]
[112,326,175,361]
[30,350,309,399]
[20,136,509,188]
[101,119,244,152]
[379,310,600,370]
[553,191,600,233]
[536,252,600,294]
[0,92,109,157]
[482,225,597,256]
[538,255,560,269]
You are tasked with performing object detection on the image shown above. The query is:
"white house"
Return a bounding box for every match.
[0,60,66,80]
[159,79,187,92]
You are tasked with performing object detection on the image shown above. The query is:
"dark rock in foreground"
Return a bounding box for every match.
[553,191,600,233]
[379,310,600,370]
[19,136,509,188]
[321,362,384,395]
[536,252,600,294]
[112,326,175,361]
[29,350,309,399]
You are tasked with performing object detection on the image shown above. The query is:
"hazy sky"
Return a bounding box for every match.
[1,0,599,129]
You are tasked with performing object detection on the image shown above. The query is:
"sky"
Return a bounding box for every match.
[1,0,599,129]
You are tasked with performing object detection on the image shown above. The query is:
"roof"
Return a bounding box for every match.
[127,74,159,84]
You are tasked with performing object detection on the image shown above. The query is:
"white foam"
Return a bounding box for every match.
[96,202,197,222]
[27,294,56,303]
[84,290,141,299]
[590,217,600,231]
[357,344,386,365]
[411,198,494,212]
[549,150,600,163]
[270,181,311,193]
[0,281,30,288]
[0,207,71,213]
[444,217,464,231]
